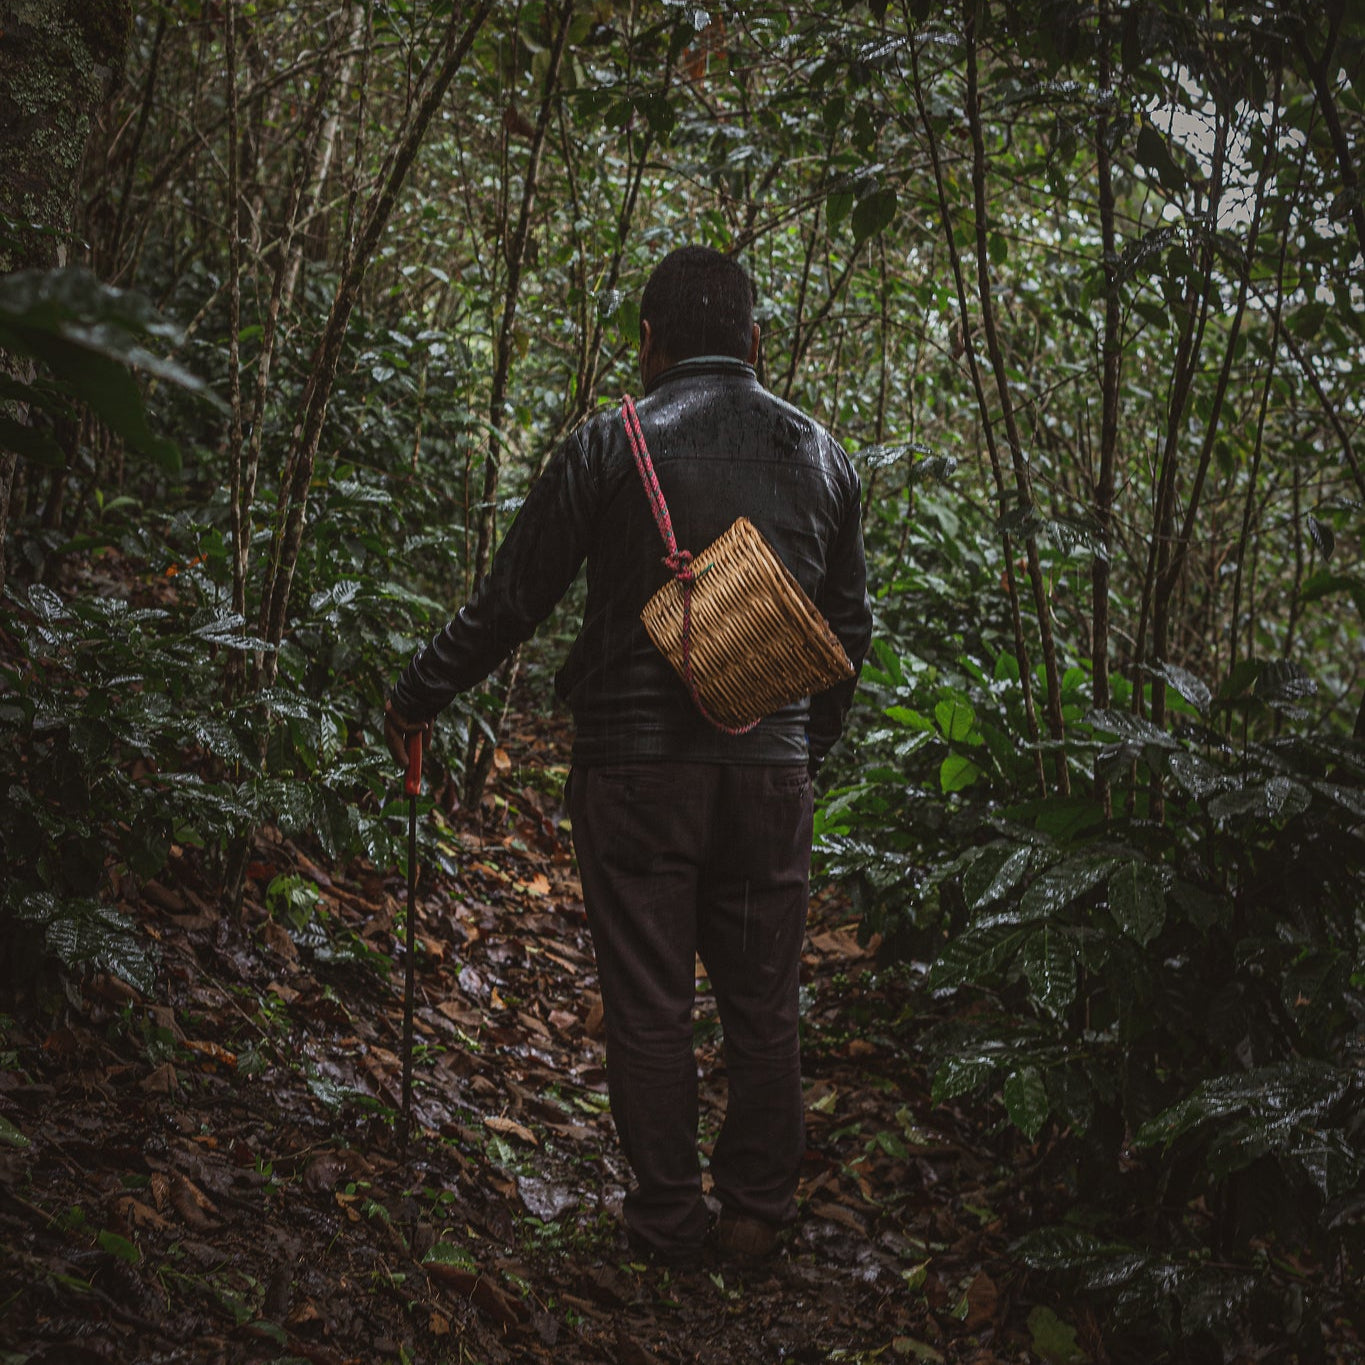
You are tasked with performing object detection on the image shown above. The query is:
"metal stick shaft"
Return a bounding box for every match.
[400,731,422,1160]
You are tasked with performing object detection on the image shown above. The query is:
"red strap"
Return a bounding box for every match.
[621,396,758,736]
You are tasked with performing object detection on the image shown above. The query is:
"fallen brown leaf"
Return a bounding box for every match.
[170,1172,220,1230]
[426,1262,479,1295]
[962,1270,999,1332]
[141,879,186,913]
[260,920,297,960]
[485,1115,538,1146]
[810,1199,866,1234]
[471,1275,526,1328]
[809,927,873,959]
[115,1196,172,1233]
[148,1171,170,1211]
[183,1039,237,1069]
[139,1062,180,1095]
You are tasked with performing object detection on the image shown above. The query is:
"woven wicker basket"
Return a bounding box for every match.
[640,515,854,730]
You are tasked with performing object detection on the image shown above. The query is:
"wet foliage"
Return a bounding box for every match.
[819,532,1365,1358]
[2,0,1365,1360]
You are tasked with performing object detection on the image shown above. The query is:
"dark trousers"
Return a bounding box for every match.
[569,761,813,1256]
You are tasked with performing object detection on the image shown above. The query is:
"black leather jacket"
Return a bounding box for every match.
[390,356,873,767]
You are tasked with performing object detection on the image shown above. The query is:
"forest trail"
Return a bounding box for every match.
[1,714,1041,1365]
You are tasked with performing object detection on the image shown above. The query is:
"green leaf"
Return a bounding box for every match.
[1018,854,1117,919]
[1216,657,1263,701]
[874,1129,909,1159]
[1311,781,1365,820]
[1206,777,1311,822]
[616,297,641,349]
[42,901,159,997]
[0,1115,30,1148]
[1084,709,1176,749]
[1018,925,1077,1018]
[1299,570,1365,613]
[930,924,1030,990]
[1288,301,1327,339]
[852,187,898,245]
[1027,1305,1090,1364]
[826,191,854,229]
[964,844,1032,912]
[638,92,676,140]
[1107,860,1165,945]
[1306,514,1335,560]
[1014,1226,1141,1273]
[1003,1066,1049,1141]
[97,1230,141,1265]
[1135,124,1185,193]
[884,705,934,731]
[934,696,976,742]
[1166,750,1230,801]
[423,1241,479,1273]
[0,267,222,406]
[857,439,936,471]
[1135,1059,1351,1151]
[932,1053,997,1103]
[0,332,184,471]
[1132,297,1169,331]
[1148,662,1210,713]
[1253,659,1316,704]
[939,753,982,793]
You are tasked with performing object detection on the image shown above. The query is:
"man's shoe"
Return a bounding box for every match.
[712,1210,780,1264]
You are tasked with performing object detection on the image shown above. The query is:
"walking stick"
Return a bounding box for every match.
[399,726,423,1160]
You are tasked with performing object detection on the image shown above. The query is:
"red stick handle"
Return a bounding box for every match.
[405,729,423,797]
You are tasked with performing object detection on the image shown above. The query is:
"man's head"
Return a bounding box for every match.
[639,246,759,385]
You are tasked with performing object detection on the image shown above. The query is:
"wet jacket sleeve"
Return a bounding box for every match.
[808,456,873,767]
[389,433,597,721]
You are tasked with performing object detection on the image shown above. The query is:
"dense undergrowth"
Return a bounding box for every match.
[817,497,1365,1358]
[4,1,1365,1359]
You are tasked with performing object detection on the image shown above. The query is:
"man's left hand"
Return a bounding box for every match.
[384,700,428,770]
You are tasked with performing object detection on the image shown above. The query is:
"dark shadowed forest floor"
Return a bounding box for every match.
[2,714,1099,1365]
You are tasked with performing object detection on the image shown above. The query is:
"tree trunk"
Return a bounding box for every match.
[963,3,1069,794]
[0,0,132,593]
[462,0,576,809]
[909,36,1046,794]
[254,0,494,685]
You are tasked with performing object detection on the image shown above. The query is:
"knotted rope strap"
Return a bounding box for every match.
[621,396,759,736]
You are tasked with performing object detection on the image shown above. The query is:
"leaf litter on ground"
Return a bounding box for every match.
[1,709,1073,1364]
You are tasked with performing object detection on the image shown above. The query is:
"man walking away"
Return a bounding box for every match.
[386,245,872,1269]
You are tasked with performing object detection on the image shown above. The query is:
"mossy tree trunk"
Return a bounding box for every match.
[0,0,131,591]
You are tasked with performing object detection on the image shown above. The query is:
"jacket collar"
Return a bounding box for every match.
[645,355,758,396]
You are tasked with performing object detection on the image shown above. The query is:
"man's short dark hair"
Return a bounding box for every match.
[640,246,756,364]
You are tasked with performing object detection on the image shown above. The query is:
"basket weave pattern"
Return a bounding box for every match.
[640,515,854,730]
